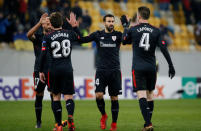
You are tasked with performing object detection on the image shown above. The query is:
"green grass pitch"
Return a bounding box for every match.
[0,99,201,131]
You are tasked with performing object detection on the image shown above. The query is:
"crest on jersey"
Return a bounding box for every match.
[101,37,104,39]
[112,36,116,41]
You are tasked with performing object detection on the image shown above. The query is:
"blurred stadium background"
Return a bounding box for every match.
[0,0,201,130]
[1,0,201,51]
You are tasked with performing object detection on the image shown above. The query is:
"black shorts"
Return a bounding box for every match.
[132,69,157,92]
[95,70,122,96]
[48,71,75,95]
[33,72,50,93]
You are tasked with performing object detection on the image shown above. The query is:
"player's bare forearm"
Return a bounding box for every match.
[26,22,41,41]
[27,13,48,41]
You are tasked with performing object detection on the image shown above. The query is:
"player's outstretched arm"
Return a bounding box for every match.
[66,12,96,43]
[120,15,132,45]
[158,35,175,79]
[66,12,82,37]
[122,28,132,45]
[120,15,130,28]
[27,13,48,41]
[66,12,79,28]
[76,31,97,43]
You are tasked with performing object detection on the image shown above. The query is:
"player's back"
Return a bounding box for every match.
[44,29,76,73]
[130,23,160,72]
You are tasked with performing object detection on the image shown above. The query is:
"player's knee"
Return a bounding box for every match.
[110,96,118,100]
[36,91,44,96]
[137,90,147,99]
[147,94,153,101]
[96,92,104,99]
[53,93,61,101]
[64,95,73,101]
[147,92,154,101]
[147,97,153,101]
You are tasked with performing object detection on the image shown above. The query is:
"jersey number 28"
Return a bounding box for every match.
[51,40,71,58]
[139,33,150,51]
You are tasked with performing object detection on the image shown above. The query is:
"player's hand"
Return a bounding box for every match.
[169,65,175,79]
[66,12,79,27]
[120,15,130,28]
[39,72,46,83]
[39,13,48,25]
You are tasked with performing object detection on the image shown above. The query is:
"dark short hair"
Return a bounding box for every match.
[103,14,114,22]
[50,12,63,28]
[132,13,137,22]
[138,6,150,20]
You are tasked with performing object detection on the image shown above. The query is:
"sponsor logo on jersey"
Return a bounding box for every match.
[100,41,116,47]
[100,37,104,39]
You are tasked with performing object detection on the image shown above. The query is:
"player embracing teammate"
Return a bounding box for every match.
[39,12,79,131]
[27,13,53,128]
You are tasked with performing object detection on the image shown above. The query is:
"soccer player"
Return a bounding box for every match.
[27,13,53,128]
[39,12,78,131]
[68,13,123,131]
[121,6,175,131]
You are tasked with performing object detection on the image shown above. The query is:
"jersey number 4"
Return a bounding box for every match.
[51,40,71,58]
[95,78,100,86]
[139,33,150,51]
